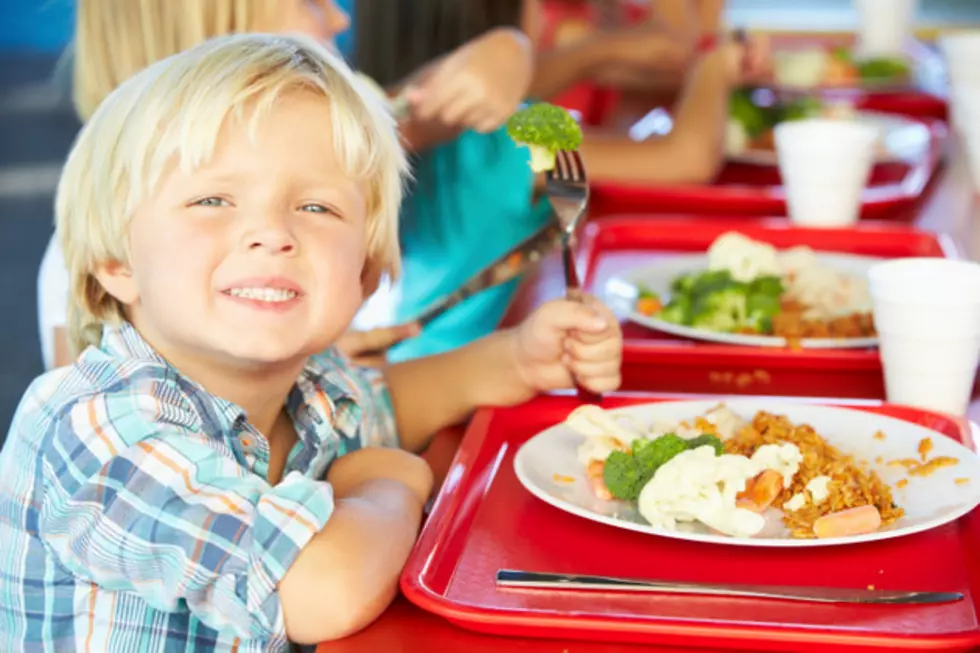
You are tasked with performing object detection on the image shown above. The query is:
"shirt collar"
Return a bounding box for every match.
[100,321,356,445]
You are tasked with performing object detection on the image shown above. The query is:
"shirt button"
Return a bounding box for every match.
[239,435,253,452]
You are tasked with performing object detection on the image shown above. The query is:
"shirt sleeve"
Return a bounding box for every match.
[38,389,334,642]
[314,348,400,449]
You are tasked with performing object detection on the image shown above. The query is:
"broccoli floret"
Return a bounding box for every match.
[747,292,780,316]
[741,292,780,332]
[604,434,691,501]
[602,450,651,501]
[749,275,785,297]
[691,288,748,332]
[506,102,584,173]
[729,88,770,138]
[691,310,739,332]
[637,284,660,301]
[781,96,823,122]
[633,433,689,470]
[690,270,736,296]
[830,45,853,64]
[658,296,692,325]
[857,56,910,81]
[685,433,725,456]
[669,272,699,295]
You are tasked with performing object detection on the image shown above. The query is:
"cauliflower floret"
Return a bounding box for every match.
[750,443,803,487]
[637,448,768,538]
[806,475,833,503]
[706,232,780,283]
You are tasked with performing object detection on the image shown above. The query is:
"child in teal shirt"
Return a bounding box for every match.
[391,128,552,360]
[351,0,545,360]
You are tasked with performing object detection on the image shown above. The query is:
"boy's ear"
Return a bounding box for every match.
[94,260,140,306]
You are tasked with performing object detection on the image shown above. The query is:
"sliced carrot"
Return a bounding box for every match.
[736,469,784,513]
[823,57,859,86]
[813,504,882,539]
[635,297,663,316]
[586,460,613,501]
[918,437,933,462]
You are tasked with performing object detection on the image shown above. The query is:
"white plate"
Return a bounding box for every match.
[513,398,980,547]
[605,252,881,349]
[727,111,931,166]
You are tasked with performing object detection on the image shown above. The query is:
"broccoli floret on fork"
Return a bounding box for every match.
[506,102,584,173]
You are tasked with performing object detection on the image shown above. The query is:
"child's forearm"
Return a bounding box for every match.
[529,39,606,101]
[579,49,729,184]
[277,479,424,644]
[384,330,525,452]
[530,31,691,101]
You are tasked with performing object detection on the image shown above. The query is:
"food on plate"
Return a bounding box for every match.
[636,232,876,340]
[773,45,911,89]
[887,436,960,478]
[506,101,584,173]
[567,404,905,539]
[723,410,903,538]
[726,89,861,155]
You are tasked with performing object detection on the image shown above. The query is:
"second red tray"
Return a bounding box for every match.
[529,217,961,400]
[586,122,945,220]
[402,393,980,652]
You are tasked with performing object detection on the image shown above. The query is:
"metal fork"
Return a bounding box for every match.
[544,150,601,403]
[545,149,590,304]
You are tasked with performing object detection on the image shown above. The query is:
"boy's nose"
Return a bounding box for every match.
[249,236,296,254]
[245,223,299,255]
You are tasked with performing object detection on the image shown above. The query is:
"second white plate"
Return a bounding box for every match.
[605,252,882,349]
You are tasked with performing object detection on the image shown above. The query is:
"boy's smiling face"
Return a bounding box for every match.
[97,92,369,370]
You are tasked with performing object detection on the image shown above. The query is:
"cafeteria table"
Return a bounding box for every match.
[316,85,980,653]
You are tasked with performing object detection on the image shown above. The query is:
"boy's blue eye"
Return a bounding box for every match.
[193,197,228,207]
[300,204,330,214]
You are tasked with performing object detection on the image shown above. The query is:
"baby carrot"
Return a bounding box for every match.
[813,504,881,539]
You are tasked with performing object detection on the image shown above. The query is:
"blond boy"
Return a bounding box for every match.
[0,33,621,651]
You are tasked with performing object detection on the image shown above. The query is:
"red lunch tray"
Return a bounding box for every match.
[762,35,948,121]
[585,116,946,220]
[402,393,980,651]
[574,216,963,399]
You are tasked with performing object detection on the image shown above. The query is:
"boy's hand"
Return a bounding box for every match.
[406,27,533,133]
[327,447,434,506]
[511,297,623,399]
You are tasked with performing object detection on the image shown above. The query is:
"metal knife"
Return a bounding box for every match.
[410,222,562,327]
[495,570,963,605]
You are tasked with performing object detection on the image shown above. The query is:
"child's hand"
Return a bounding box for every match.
[406,27,533,133]
[719,32,772,86]
[335,323,420,368]
[512,296,623,397]
[327,447,434,505]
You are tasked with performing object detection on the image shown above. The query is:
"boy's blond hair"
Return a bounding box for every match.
[73,0,283,120]
[56,33,408,356]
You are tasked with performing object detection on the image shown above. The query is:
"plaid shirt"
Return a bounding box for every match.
[0,322,398,652]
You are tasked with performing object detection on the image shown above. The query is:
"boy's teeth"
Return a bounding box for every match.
[228,287,298,302]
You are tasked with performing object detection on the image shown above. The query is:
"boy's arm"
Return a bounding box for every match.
[39,393,427,644]
[384,330,527,453]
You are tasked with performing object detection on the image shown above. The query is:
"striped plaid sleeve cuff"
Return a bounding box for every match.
[242,471,335,636]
